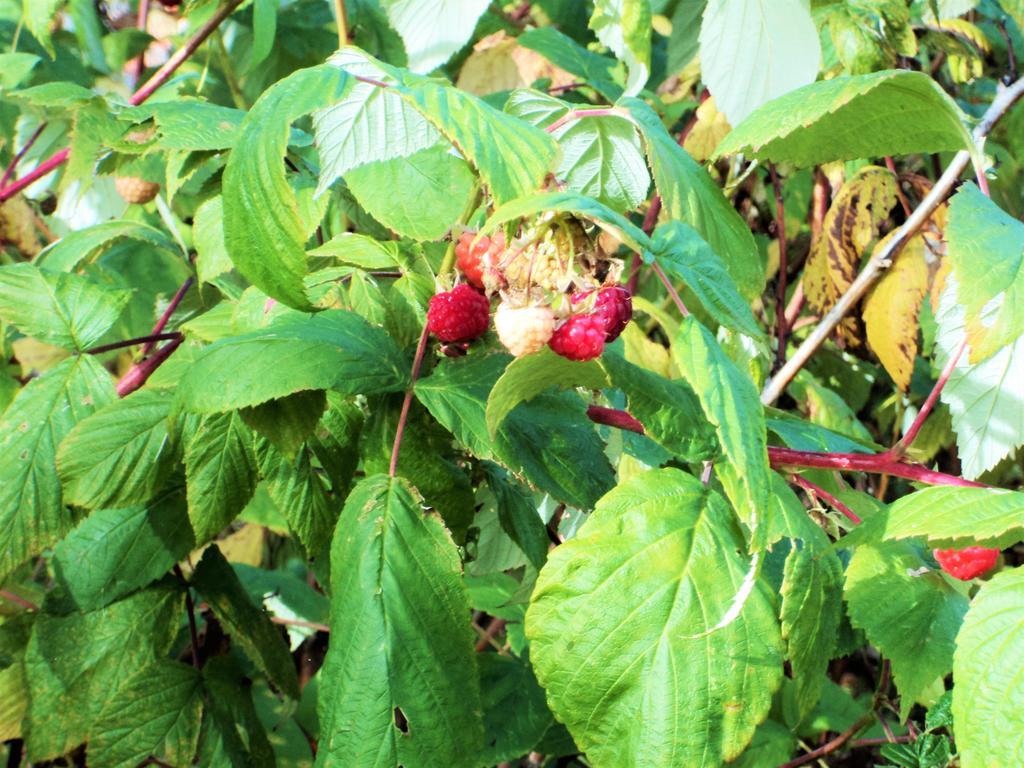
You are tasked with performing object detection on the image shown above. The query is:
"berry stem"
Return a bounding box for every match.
[88,331,181,355]
[0,121,46,189]
[115,335,184,398]
[389,322,431,478]
[650,261,689,317]
[143,277,193,355]
[789,474,861,525]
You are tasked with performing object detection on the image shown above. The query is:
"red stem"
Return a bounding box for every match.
[544,108,620,135]
[789,474,861,524]
[768,164,789,371]
[115,335,184,397]
[88,331,181,355]
[0,122,47,189]
[627,196,662,294]
[887,336,967,459]
[134,0,151,83]
[650,261,689,316]
[0,0,244,202]
[143,277,193,355]
[389,323,431,477]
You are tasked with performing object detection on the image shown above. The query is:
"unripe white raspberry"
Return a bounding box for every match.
[494,302,555,357]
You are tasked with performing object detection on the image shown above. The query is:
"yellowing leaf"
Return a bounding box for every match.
[455,31,575,96]
[683,96,731,163]
[803,165,898,342]
[863,233,929,390]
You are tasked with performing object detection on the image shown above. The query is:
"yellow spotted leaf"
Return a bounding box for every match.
[455,31,575,95]
[804,165,898,342]
[863,233,929,390]
[683,97,731,163]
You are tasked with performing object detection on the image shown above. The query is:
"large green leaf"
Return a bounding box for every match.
[526,468,783,767]
[344,143,476,240]
[192,546,300,700]
[256,439,336,554]
[0,356,115,582]
[380,0,490,73]
[479,654,555,764]
[177,310,409,413]
[952,567,1024,768]
[480,190,651,255]
[880,486,1024,550]
[715,70,973,167]
[315,48,441,193]
[57,390,178,510]
[35,220,180,272]
[88,661,203,768]
[652,221,762,338]
[624,98,764,299]
[589,0,652,97]
[123,101,247,150]
[183,412,259,543]
[480,461,549,571]
[507,90,650,213]
[845,541,969,719]
[316,475,483,767]
[674,317,770,535]
[223,65,352,309]
[517,28,623,102]
[486,347,609,437]
[414,354,615,509]
[51,490,194,612]
[24,586,181,761]
[396,79,558,205]
[0,263,130,351]
[945,183,1024,363]
[780,543,843,724]
[699,0,820,125]
[934,281,1024,479]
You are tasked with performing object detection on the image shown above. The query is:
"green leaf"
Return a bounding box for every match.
[199,656,276,766]
[715,71,973,167]
[177,310,409,413]
[35,220,179,272]
[667,0,706,73]
[396,79,558,205]
[57,390,178,510]
[507,90,650,213]
[124,101,246,151]
[0,263,130,351]
[380,0,490,73]
[945,183,1024,363]
[780,545,843,724]
[589,0,652,97]
[880,486,1024,550]
[481,461,549,571]
[21,0,64,57]
[88,661,203,768]
[192,546,300,700]
[223,65,352,309]
[415,354,615,509]
[526,468,783,767]
[24,586,181,761]
[315,48,441,192]
[0,52,41,88]
[307,232,403,270]
[652,221,762,338]
[934,281,1024,479]
[730,719,798,768]
[193,196,232,284]
[0,356,115,582]
[316,475,484,767]
[517,28,623,102]
[248,0,277,70]
[240,390,327,457]
[845,541,969,719]
[486,347,609,437]
[51,490,194,612]
[599,352,718,462]
[952,567,1024,768]
[674,317,770,535]
[699,0,821,125]
[624,98,764,299]
[345,143,476,240]
[256,439,336,556]
[183,412,259,543]
[480,190,651,254]
[308,392,364,499]
[479,654,555,764]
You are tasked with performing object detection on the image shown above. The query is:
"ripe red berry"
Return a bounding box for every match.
[574,286,633,342]
[455,232,486,289]
[549,313,606,361]
[426,284,490,343]
[933,546,1000,580]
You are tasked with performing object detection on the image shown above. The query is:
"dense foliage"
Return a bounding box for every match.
[1,0,1023,766]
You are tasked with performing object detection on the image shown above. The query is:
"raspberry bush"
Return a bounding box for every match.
[0,2,1023,767]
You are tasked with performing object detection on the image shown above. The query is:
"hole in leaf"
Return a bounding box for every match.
[394,706,409,733]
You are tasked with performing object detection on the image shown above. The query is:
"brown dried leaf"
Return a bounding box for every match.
[0,197,43,257]
[455,31,575,95]
[683,96,731,163]
[863,233,929,390]
[803,165,898,342]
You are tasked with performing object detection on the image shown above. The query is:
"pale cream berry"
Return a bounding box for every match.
[494,303,555,357]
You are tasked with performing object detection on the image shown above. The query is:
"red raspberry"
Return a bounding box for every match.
[426,284,490,342]
[933,546,1000,580]
[456,232,505,290]
[573,286,632,342]
[549,313,606,361]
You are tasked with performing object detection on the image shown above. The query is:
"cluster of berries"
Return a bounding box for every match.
[425,218,632,362]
